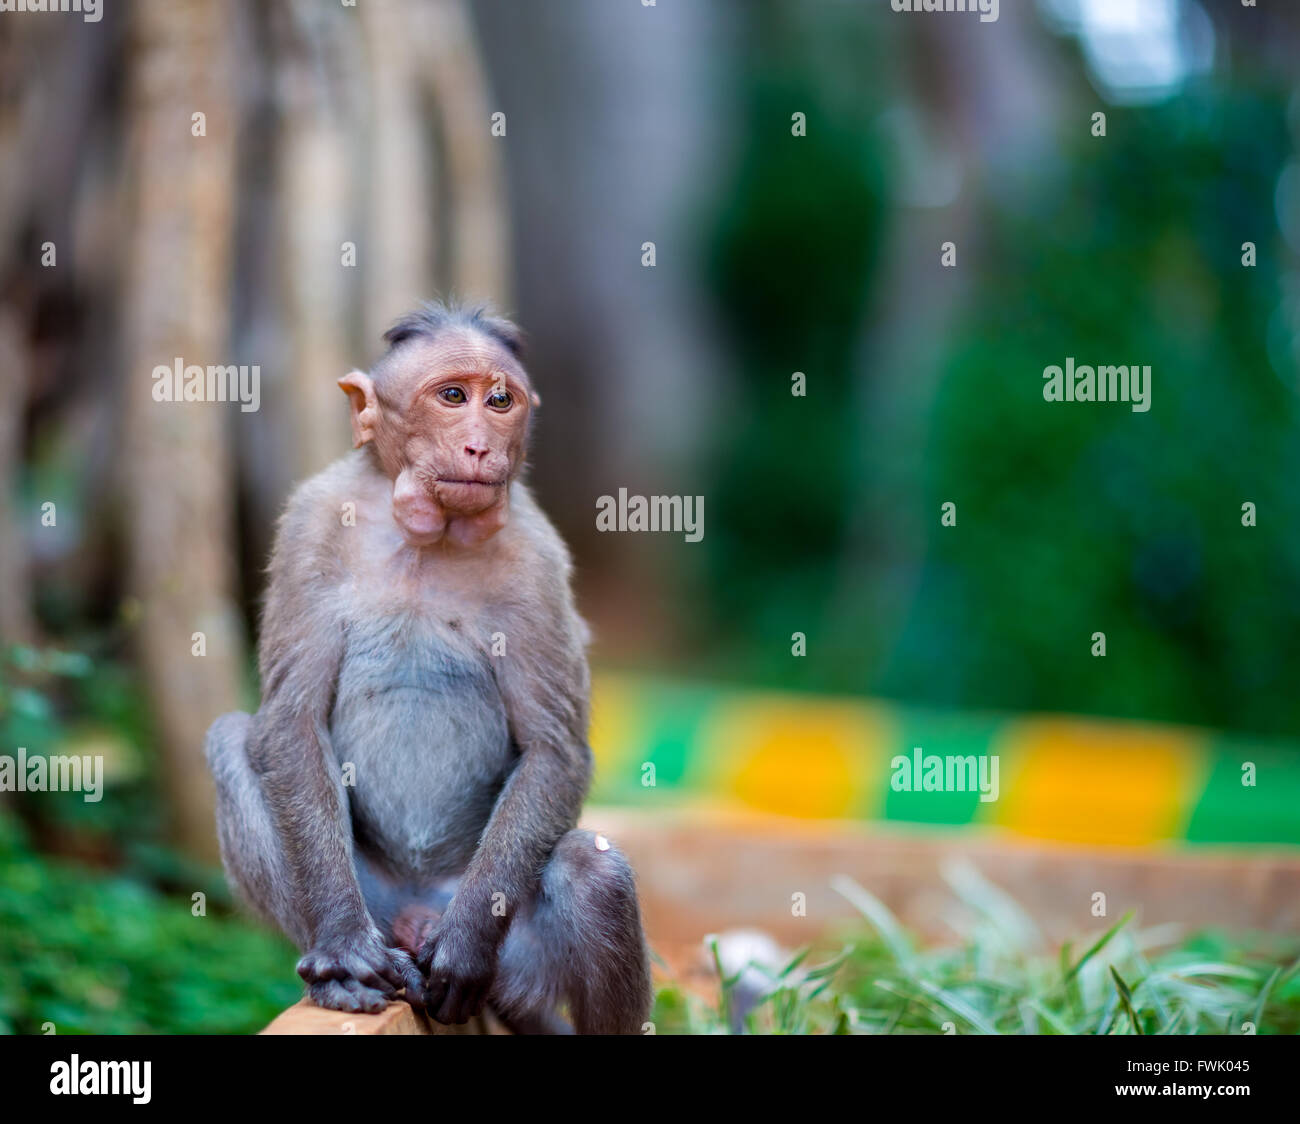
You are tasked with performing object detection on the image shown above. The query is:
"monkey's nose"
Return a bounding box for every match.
[464,443,488,459]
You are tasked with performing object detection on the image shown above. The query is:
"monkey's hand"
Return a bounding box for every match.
[416,912,501,1025]
[297,926,426,1015]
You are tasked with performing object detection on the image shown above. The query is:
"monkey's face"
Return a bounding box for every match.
[339,330,538,547]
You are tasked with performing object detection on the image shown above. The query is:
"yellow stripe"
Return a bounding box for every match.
[589,672,641,775]
[694,695,892,819]
[990,717,1207,845]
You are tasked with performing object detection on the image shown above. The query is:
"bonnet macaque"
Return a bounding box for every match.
[205,302,651,1034]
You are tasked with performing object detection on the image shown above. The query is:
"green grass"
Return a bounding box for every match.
[651,867,1300,1035]
[3,812,1297,1036]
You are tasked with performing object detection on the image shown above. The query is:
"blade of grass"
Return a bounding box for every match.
[1027,1000,1076,1035]
[1156,1008,1186,1035]
[916,979,999,1035]
[1066,911,1135,982]
[873,979,951,1027]
[1110,966,1144,1035]
[1251,966,1281,1032]
[1095,988,1118,1035]
[1130,947,1170,1025]
[777,947,812,979]
[832,875,913,967]
[941,859,1041,953]
[1276,951,1300,986]
[1165,962,1260,981]
[804,945,853,981]
[1059,940,1081,1019]
[706,935,735,1031]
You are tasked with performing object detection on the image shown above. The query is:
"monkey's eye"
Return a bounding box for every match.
[487,390,513,410]
[438,386,467,405]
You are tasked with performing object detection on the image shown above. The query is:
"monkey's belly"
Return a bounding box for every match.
[330,633,514,883]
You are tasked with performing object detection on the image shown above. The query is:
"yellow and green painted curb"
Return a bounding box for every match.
[588,672,1300,847]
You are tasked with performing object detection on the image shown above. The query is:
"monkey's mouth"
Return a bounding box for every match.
[432,477,506,517]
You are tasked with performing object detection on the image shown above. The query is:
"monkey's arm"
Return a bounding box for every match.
[247,629,365,942]
[249,487,422,1004]
[419,546,593,1023]
[462,648,593,913]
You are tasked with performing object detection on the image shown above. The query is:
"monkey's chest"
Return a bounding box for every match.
[329,617,514,880]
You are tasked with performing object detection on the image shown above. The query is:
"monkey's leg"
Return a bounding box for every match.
[205,711,407,1013]
[490,829,652,1035]
[204,711,310,945]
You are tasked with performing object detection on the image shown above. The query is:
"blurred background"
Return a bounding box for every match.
[3,0,1300,1035]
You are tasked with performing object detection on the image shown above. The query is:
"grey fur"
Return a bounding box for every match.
[203,311,650,1033]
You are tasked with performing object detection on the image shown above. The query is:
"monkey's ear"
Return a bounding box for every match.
[530,390,542,409]
[338,371,380,448]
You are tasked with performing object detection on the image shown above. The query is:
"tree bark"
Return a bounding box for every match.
[122,0,245,861]
[0,309,34,647]
[274,0,356,479]
[359,0,437,343]
[414,0,509,305]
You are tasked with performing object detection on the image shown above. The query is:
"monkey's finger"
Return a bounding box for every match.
[340,977,391,1015]
[432,983,469,1025]
[376,950,425,1006]
[457,976,487,1018]
[462,980,489,1021]
[388,952,426,1006]
[380,947,419,988]
[454,981,486,1024]
[309,979,364,1013]
[414,937,440,975]
[297,952,348,984]
[424,976,451,1017]
[348,961,399,996]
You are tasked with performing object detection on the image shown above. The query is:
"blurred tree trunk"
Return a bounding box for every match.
[0,19,44,649]
[0,310,33,646]
[360,0,437,343]
[274,0,356,478]
[225,0,509,618]
[234,0,507,579]
[414,0,509,304]
[122,0,244,862]
[832,1,1061,663]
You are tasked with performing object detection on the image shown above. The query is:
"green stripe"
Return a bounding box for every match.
[589,674,1300,845]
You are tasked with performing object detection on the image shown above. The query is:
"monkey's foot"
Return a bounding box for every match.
[308,978,392,1015]
[297,930,425,1014]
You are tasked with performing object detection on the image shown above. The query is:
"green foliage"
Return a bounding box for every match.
[890,93,1300,734]
[0,650,298,1035]
[654,876,1300,1035]
[1,643,161,842]
[695,60,1300,738]
[0,812,299,1035]
[695,26,889,668]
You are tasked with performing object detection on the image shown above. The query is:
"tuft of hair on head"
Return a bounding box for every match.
[381,299,525,361]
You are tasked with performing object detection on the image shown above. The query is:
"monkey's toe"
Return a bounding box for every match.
[309,978,391,1015]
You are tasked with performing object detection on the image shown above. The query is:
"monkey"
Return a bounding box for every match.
[204,301,652,1034]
